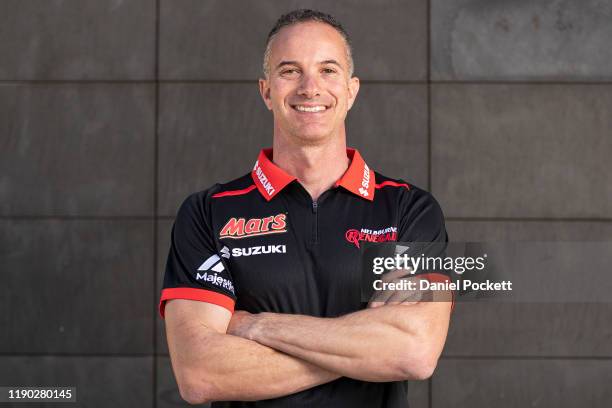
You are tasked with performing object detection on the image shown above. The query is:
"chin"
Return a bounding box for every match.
[292,129,333,145]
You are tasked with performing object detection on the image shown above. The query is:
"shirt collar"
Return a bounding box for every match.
[251,148,375,201]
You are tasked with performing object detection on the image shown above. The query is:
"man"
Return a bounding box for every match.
[159,9,452,407]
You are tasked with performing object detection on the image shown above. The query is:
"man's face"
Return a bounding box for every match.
[259,22,360,145]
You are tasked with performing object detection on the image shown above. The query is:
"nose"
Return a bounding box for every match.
[297,73,320,98]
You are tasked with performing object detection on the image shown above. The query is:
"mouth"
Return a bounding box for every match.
[290,104,330,113]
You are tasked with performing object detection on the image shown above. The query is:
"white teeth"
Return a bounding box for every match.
[294,105,327,112]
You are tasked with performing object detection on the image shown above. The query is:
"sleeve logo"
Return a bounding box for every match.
[197,246,230,272]
[195,246,235,294]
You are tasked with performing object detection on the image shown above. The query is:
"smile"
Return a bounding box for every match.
[291,104,329,113]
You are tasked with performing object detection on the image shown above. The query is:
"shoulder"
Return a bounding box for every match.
[374,172,440,208]
[174,173,256,223]
[373,171,446,232]
[180,173,255,208]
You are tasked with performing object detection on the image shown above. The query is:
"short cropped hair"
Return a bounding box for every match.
[262,9,354,78]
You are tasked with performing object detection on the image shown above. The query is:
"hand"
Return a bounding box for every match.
[226,310,260,340]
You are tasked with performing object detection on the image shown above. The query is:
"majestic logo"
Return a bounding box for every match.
[196,246,234,293]
[358,164,371,197]
[220,214,287,239]
[253,160,275,196]
[345,226,397,249]
[197,246,230,272]
[195,271,235,293]
[232,244,287,257]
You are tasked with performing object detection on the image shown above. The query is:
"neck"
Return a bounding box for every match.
[272,133,350,201]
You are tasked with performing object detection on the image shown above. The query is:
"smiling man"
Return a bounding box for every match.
[159,9,452,407]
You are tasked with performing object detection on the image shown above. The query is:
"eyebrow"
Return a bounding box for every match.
[275,59,344,70]
[276,61,299,70]
[320,59,343,69]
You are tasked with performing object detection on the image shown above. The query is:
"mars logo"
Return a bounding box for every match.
[345,226,397,248]
[220,214,287,239]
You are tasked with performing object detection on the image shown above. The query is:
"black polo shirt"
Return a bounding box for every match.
[160,148,450,408]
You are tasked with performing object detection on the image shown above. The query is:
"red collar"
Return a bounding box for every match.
[251,148,375,201]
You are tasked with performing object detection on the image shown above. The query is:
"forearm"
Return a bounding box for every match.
[170,327,340,403]
[248,302,450,382]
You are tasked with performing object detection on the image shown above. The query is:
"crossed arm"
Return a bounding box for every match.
[164,287,451,404]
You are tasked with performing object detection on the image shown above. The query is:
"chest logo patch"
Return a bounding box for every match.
[220,213,287,239]
[345,226,397,248]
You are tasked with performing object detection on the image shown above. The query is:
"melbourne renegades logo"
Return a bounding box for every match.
[345,227,397,248]
[220,213,287,239]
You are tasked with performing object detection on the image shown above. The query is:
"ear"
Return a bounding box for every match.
[347,76,360,111]
[259,78,273,110]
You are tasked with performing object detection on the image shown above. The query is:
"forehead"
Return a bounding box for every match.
[269,21,348,65]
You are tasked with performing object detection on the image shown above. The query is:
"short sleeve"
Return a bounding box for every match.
[397,186,454,306]
[158,189,237,319]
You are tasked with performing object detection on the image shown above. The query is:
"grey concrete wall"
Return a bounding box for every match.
[1,1,610,407]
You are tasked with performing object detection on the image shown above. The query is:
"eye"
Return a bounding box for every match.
[322,68,337,74]
[280,68,299,76]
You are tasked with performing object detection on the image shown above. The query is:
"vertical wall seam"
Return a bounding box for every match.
[153,0,160,406]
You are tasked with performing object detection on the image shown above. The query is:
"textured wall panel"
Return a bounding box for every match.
[432,0,612,80]
[0,84,155,216]
[0,0,155,80]
[444,221,612,356]
[158,83,272,216]
[445,302,612,357]
[0,220,154,354]
[160,0,426,80]
[0,356,153,408]
[347,84,428,189]
[432,84,612,218]
[447,221,612,242]
[433,359,612,408]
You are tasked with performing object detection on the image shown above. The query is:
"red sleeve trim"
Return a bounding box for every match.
[375,181,410,190]
[158,287,236,318]
[212,184,256,198]
[419,273,455,312]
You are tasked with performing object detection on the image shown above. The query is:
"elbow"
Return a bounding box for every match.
[178,382,210,405]
[396,350,440,381]
[410,357,438,381]
[176,373,216,405]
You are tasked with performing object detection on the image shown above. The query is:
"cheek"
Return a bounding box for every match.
[268,82,286,101]
[328,83,350,104]
[269,89,288,110]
